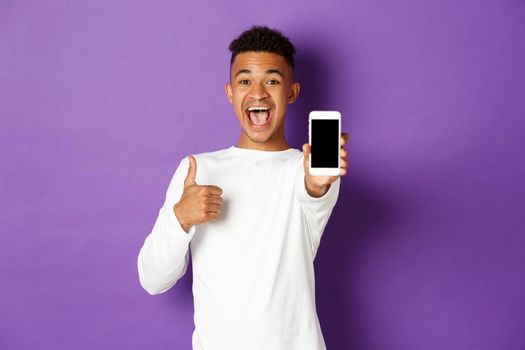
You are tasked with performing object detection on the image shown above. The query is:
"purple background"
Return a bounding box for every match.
[1,1,524,349]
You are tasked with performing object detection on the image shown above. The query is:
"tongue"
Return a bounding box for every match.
[249,110,269,125]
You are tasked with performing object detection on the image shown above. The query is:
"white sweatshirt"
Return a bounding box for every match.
[137,145,340,350]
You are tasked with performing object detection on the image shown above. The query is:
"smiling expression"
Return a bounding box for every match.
[225,51,300,151]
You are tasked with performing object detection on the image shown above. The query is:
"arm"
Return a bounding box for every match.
[294,154,341,257]
[295,133,348,256]
[137,156,196,295]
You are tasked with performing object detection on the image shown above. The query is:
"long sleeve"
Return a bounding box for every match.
[137,156,197,295]
[293,153,341,257]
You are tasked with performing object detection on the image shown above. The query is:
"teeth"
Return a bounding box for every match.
[247,106,270,111]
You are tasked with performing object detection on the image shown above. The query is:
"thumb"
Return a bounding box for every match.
[302,143,311,165]
[302,143,311,156]
[184,155,197,187]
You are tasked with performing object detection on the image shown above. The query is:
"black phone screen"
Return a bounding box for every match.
[311,119,339,168]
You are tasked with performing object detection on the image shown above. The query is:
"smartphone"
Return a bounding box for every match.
[308,111,341,176]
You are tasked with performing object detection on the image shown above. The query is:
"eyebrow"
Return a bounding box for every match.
[234,68,284,78]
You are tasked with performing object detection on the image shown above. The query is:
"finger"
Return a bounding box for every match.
[206,211,220,221]
[204,202,221,213]
[184,155,197,187]
[302,143,311,156]
[205,210,220,218]
[302,144,311,168]
[340,168,347,176]
[340,132,350,146]
[205,196,223,205]
[340,148,347,157]
[203,185,223,196]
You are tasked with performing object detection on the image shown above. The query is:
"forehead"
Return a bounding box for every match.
[231,51,290,75]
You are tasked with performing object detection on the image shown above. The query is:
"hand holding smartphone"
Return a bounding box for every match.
[308,111,341,176]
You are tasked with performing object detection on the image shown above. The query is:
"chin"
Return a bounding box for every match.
[247,131,272,142]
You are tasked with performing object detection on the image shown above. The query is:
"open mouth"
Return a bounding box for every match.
[245,106,271,128]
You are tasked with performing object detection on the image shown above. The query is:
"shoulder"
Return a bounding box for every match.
[192,147,231,159]
[177,147,232,170]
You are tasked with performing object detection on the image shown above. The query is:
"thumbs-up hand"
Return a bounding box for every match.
[173,155,224,233]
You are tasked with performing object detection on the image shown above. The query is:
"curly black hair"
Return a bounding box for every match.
[228,25,296,73]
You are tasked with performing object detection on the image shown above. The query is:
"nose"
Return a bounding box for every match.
[248,81,269,100]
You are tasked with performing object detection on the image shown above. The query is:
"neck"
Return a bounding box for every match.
[235,137,291,151]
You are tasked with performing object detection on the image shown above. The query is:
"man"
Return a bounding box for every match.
[137,25,349,350]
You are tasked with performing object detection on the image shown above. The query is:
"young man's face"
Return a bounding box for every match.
[225,51,300,151]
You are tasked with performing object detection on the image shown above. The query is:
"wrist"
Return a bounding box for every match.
[304,177,329,198]
[173,203,191,233]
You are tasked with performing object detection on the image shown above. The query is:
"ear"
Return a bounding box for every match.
[287,82,301,104]
[225,82,233,104]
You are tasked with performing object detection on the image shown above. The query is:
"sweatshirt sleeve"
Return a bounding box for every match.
[293,153,341,257]
[137,156,197,295]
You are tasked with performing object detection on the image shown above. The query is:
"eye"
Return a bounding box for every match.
[267,80,280,85]
[238,79,249,85]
